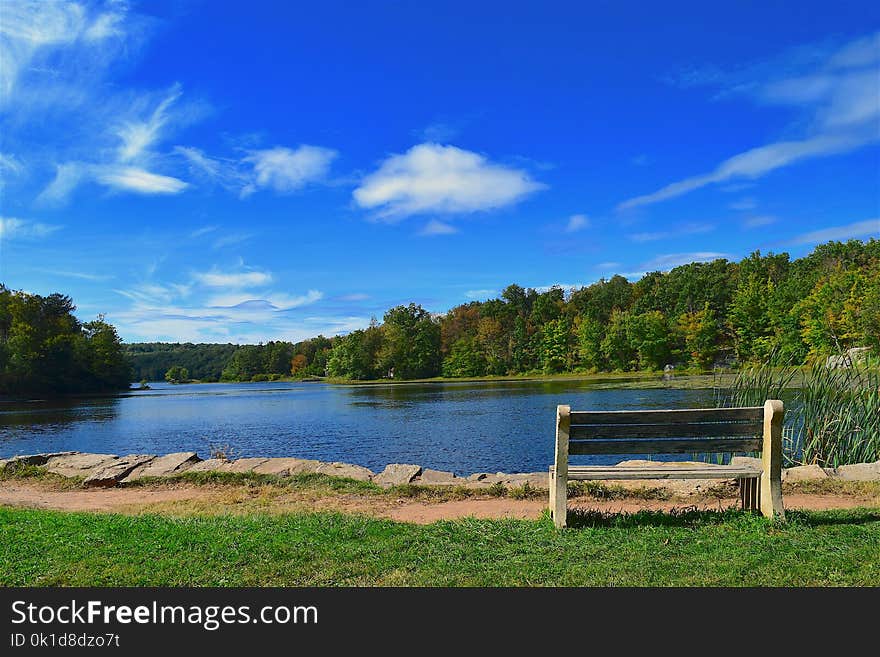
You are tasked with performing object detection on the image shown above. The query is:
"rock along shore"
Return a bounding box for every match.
[2,451,879,491]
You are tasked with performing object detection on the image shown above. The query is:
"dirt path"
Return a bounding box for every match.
[1,481,876,524]
[386,493,873,523]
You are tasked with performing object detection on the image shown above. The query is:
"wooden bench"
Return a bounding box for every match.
[549,400,785,528]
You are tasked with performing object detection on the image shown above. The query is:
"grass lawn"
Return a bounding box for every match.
[2,506,878,586]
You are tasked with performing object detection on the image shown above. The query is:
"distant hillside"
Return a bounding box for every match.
[124,343,239,382]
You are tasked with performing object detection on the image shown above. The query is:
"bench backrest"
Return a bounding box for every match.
[560,405,768,455]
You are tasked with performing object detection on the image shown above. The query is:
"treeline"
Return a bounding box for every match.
[127,239,879,383]
[125,343,239,381]
[0,286,131,395]
[322,239,878,379]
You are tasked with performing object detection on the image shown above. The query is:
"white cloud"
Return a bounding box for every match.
[790,219,879,245]
[729,197,757,211]
[206,290,322,310]
[594,261,621,270]
[116,85,181,163]
[419,219,458,236]
[97,167,188,195]
[565,214,589,233]
[534,283,587,293]
[417,121,460,142]
[465,289,497,300]
[212,233,253,249]
[336,293,370,302]
[34,268,112,281]
[640,252,730,271]
[743,215,778,228]
[175,146,224,178]
[36,163,89,206]
[353,143,545,220]
[0,153,22,175]
[242,145,337,196]
[628,222,715,242]
[0,1,92,99]
[621,32,880,211]
[190,225,218,238]
[619,133,865,210]
[0,217,62,239]
[194,269,273,288]
[111,288,331,343]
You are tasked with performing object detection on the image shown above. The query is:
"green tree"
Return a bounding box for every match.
[626,311,671,370]
[81,316,132,389]
[164,365,189,383]
[798,267,869,358]
[441,337,486,377]
[379,304,440,379]
[576,317,604,371]
[677,303,721,370]
[601,310,636,370]
[539,317,572,373]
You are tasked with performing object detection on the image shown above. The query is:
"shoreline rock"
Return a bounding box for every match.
[2,450,879,490]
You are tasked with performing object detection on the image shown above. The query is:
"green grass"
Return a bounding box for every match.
[2,506,878,586]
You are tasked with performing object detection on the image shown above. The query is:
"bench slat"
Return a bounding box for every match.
[569,421,762,439]
[568,437,761,455]
[570,407,764,425]
[550,465,760,480]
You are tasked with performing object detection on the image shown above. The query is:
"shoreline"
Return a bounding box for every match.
[3,450,878,491]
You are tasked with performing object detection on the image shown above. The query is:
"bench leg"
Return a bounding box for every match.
[552,405,570,529]
[739,477,759,511]
[760,400,785,519]
[551,468,567,529]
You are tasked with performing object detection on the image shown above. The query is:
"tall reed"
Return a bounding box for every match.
[714,361,880,467]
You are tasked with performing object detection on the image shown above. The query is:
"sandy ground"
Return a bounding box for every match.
[1,480,877,524]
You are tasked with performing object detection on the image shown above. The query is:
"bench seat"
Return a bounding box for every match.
[550,464,761,480]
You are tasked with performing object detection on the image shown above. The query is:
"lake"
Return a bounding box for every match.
[0,379,718,475]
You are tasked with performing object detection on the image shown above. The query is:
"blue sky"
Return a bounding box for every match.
[1,0,878,343]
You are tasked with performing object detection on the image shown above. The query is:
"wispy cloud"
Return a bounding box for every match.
[465,289,497,299]
[729,197,758,211]
[207,290,322,310]
[743,215,778,228]
[619,134,865,210]
[212,233,254,249]
[594,261,621,270]
[619,32,880,211]
[336,293,370,302]
[419,219,458,236]
[789,219,879,245]
[190,225,218,238]
[193,268,273,288]
[241,146,337,197]
[96,167,188,195]
[0,0,129,101]
[416,121,461,142]
[116,84,181,163]
[33,268,112,282]
[111,287,327,343]
[353,143,545,220]
[628,222,715,242]
[564,214,590,233]
[0,217,62,239]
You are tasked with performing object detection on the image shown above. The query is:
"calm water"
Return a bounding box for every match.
[0,380,716,475]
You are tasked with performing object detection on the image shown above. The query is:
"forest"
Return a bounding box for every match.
[0,285,131,395]
[125,239,879,382]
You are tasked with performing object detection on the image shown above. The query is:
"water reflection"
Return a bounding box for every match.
[0,380,716,474]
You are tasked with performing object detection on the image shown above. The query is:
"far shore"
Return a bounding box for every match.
[150,370,730,390]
